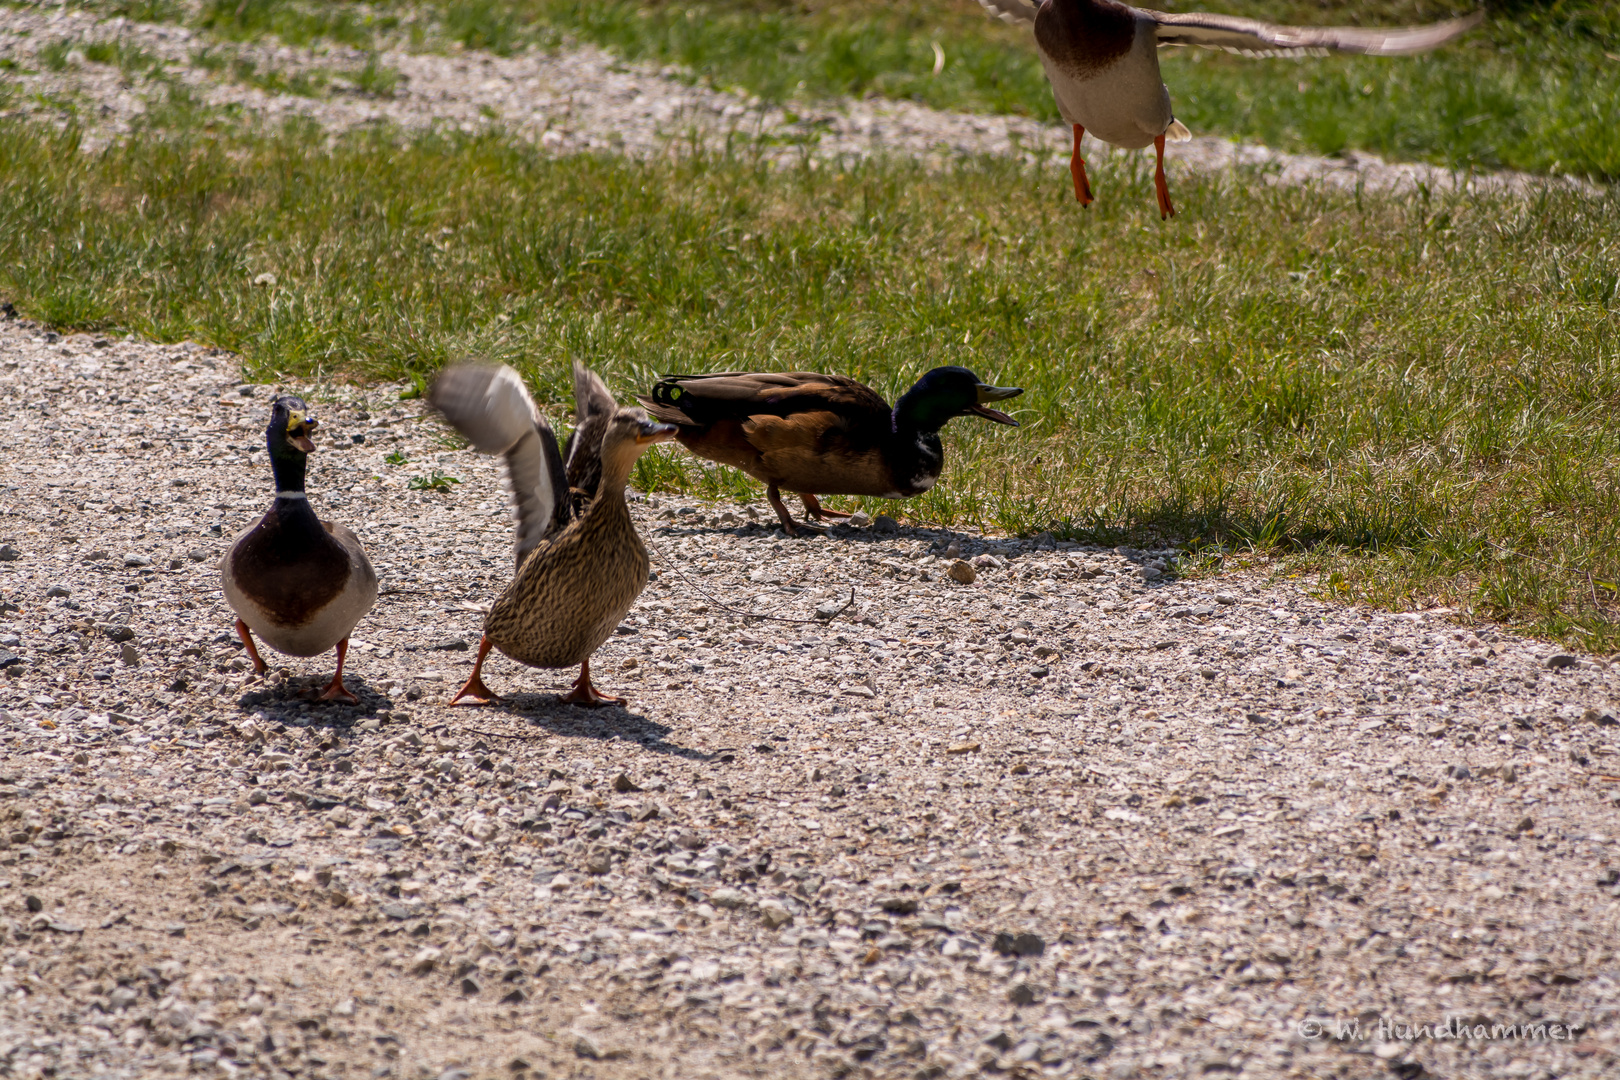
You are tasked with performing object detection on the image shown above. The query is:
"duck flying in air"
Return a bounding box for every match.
[977,0,1482,217]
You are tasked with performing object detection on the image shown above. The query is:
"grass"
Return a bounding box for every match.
[61,0,1620,179]
[0,117,1615,648]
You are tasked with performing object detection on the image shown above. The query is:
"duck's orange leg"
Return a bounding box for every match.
[559,657,626,708]
[1070,124,1094,206]
[448,635,500,706]
[765,482,800,537]
[235,618,268,675]
[800,493,851,521]
[1154,133,1175,220]
[317,638,360,704]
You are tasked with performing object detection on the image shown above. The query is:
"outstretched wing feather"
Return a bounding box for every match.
[1148,9,1482,56]
[428,362,562,567]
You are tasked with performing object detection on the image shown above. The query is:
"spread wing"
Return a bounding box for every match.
[973,0,1482,57]
[641,371,892,428]
[428,362,567,569]
[561,359,619,501]
[976,0,1039,27]
[1147,8,1482,56]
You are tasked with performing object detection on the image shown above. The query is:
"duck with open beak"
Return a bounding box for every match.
[220,395,378,704]
[639,365,1024,536]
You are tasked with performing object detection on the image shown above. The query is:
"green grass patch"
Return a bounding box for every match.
[1,118,1616,646]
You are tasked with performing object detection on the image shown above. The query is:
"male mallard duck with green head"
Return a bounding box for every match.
[638,366,1022,536]
[429,361,676,707]
[221,396,378,703]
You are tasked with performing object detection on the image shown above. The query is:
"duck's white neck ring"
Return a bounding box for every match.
[275,491,307,500]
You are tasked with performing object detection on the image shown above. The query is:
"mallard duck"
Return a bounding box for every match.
[429,361,676,707]
[637,366,1022,536]
[221,395,378,703]
[977,0,1481,217]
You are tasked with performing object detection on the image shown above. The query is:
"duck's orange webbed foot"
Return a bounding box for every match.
[559,659,626,708]
[448,635,501,706]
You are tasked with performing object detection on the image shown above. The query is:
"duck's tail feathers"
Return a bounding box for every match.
[564,360,619,499]
[1166,119,1193,143]
[428,361,564,566]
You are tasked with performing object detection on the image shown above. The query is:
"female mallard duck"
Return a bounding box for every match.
[637,366,1022,536]
[221,396,378,703]
[429,361,676,707]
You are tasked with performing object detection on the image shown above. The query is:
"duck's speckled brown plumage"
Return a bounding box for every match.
[483,440,649,670]
[429,360,675,705]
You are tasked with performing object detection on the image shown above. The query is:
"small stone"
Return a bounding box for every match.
[44,585,70,598]
[674,829,703,850]
[759,900,793,929]
[1546,654,1578,670]
[123,554,152,568]
[459,976,481,995]
[0,545,20,561]
[1449,764,1472,781]
[880,896,919,915]
[872,514,899,535]
[1007,982,1037,1006]
[105,626,135,643]
[709,888,749,910]
[1139,566,1162,581]
[583,850,612,875]
[24,894,42,913]
[992,932,1045,957]
[947,560,976,584]
[1514,816,1534,833]
[410,947,441,975]
[1214,593,1237,605]
[946,742,980,754]
[612,772,641,792]
[187,547,211,562]
[814,598,845,620]
[848,511,871,528]
[431,638,470,652]
[0,649,20,669]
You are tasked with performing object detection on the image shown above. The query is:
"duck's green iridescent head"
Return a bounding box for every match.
[893,366,1023,433]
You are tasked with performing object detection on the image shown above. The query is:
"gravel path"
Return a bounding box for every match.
[1,4,1595,197]
[2,314,1619,1079]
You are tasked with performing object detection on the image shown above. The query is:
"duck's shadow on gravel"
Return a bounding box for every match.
[454,694,706,761]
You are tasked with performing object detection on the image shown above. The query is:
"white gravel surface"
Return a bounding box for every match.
[0,3,1596,197]
[3,313,1620,1079]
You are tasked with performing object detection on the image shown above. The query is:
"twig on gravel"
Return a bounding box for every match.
[648,540,857,625]
[425,722,531,741]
